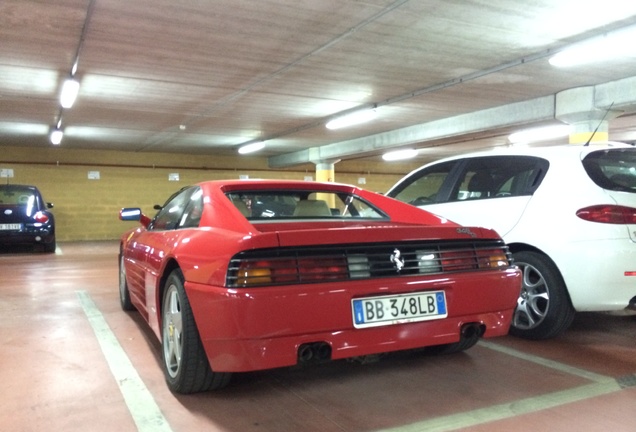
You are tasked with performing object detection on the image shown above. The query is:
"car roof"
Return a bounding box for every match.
[0,184,39,191]
[196,179,365,192]
[424,141,633,165]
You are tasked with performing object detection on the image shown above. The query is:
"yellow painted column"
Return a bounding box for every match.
[568,123,609,144]
[315,161,337,208]
[315,162,335,183]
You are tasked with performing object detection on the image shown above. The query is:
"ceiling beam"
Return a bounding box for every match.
[268,96,555,168]
[269,75,636,168]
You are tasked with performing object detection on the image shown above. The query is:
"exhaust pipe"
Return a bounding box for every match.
[461,323,485,339]
[314,342,331,360]
[297,342,332,364]
[298,344,314,362]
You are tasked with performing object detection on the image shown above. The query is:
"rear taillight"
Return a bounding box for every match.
[576,205,636,224]
[441,250,475,271]
[476,249,509,269]
[34,212,49,223]
[440,248,509,271]
[236,260,284,286]
[235,257,349,286]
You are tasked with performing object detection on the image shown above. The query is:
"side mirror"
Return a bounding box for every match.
[153,204,163,210]
[120,207,152,228]
[119,207,142,221]
[46,202,54,209]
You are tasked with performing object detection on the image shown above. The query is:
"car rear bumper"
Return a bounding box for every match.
[186,268,521,372]
[554,237,636,311]
[199,310,513,372]
[0,228,54,247]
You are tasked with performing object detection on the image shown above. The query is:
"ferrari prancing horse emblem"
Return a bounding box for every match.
[390,248,405,272]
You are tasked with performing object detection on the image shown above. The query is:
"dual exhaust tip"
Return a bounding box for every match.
[296,322,484,364]
[297,342,332,363]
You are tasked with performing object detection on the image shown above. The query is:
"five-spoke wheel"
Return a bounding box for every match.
[509,251,575,340]
[161,269,231,393]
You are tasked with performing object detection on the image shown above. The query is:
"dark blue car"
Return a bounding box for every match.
[0,184,55,253]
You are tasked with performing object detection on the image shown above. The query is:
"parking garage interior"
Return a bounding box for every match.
[2,1,636,431]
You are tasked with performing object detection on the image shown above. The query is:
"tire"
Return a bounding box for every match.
[118,253,135,311]
[161,269,231,393]
[509,251,575,340]
[43,237,56,253]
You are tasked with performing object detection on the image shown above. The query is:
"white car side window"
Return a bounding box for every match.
[391,161,456,206]
[451,157,548,202]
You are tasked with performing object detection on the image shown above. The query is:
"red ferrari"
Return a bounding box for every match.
[119,180,521,393]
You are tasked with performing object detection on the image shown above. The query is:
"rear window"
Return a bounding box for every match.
[225,190,388,220]
[0,186,37,206]
[583,148,636,193]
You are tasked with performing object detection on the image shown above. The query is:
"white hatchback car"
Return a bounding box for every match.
[387,142,636,339]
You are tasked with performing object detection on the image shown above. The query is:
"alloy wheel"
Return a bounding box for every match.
[163,285,184,379]
[512,262,550,330]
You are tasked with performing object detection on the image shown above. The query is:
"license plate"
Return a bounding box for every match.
[0,223,22,231]
[352,291,447,329]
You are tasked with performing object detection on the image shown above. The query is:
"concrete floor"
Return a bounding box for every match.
[2,241,635,432]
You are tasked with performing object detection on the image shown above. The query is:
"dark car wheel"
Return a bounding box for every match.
[509,251,575,340]
[118,254,135,311]
[161,269,231,393]
[43,237,56,253]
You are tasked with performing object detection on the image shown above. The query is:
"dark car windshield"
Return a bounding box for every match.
[225,190,388,220]
[582,148,636,193]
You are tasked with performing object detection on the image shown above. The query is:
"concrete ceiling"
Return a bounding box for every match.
[2,0,636,167]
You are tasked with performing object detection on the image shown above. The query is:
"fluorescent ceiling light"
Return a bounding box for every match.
[50,128,63,145]
[60,78,80,108]
[508,125,570,144]
[238,141,265,154]
[382,149,418,161]
[549,24,636,67]
[326,109,376,130]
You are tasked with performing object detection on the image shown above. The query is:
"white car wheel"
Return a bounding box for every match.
[510,251,575,340]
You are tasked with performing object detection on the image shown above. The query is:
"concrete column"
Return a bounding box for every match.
[555,86,622,144]
[313,159,340,208]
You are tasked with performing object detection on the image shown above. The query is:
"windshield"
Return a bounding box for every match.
[225,190,388,220]
[582,148,636,193]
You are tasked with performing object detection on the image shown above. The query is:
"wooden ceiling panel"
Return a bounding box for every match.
[1,0,636,162]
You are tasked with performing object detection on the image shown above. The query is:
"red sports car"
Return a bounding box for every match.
[118,180,521,393]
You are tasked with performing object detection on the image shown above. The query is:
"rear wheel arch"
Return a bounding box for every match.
[158,259,181,319]
[118,243,135,311]
[507,242,570,296]
[160,267,232,393]
[507,242,543,256]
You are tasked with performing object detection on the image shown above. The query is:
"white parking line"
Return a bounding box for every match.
[377,380,621,432]
[375,340,624,432]
[479,340,612,383]
[76,295,628,432]
[77,290,173,432]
